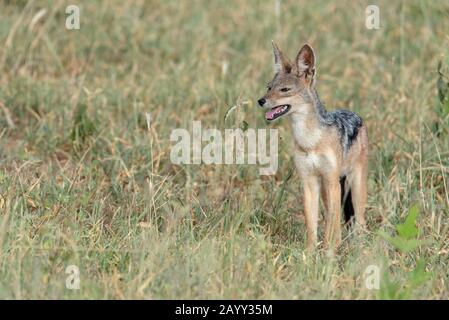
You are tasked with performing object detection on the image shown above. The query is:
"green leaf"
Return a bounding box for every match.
[379,274,409,300]
[396,205,419,239]
[379,232,422,253]
[409,259,430,287]
[240,120,249,132]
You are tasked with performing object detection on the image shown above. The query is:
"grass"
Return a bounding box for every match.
[0,0,448,299]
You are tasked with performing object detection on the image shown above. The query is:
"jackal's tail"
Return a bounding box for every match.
[340,176,354,225]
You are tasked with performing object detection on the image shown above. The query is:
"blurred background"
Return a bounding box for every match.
[0,0,448,299]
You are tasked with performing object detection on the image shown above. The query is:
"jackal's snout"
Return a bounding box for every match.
[257,97,266,107]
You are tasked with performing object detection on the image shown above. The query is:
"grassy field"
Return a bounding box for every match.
[0,0,448,299]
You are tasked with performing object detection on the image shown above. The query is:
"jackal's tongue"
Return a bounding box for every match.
[265,106,286,120]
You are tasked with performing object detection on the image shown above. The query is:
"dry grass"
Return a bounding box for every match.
[0,0,448,299]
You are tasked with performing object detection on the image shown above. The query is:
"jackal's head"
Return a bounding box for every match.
[258,42,317,121]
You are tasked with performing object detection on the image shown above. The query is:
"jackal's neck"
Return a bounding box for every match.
[287,88,329,151]
[288,92,325,151]
[310,88,329,121]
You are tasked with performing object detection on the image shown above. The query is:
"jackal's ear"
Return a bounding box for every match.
[295,44,316,80]
[272,41,292,73]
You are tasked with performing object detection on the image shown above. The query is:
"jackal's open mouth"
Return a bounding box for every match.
[265,104,291,121]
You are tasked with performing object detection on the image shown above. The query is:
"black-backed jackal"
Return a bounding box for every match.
[258,43,368,250]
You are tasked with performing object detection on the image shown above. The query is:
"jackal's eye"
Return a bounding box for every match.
[280,87,291,92]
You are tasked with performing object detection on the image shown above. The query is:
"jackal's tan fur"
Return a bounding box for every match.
[258,43,368,250]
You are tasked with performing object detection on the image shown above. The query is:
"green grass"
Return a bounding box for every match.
[0,0,448,299]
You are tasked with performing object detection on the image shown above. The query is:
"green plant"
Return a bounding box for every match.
[378,206,432,299]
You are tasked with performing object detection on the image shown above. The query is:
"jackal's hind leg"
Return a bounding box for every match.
[350,164,367,227]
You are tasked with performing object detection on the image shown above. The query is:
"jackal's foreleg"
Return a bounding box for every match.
[303,176,320,250]
[322,174,342,247]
